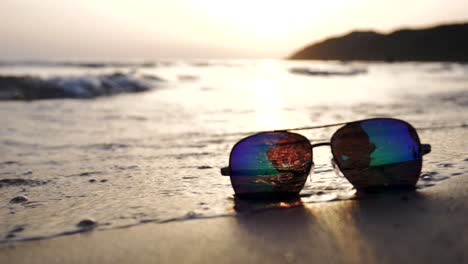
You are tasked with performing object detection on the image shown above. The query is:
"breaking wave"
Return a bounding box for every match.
[0,73,161,100]
[289,67,367,76]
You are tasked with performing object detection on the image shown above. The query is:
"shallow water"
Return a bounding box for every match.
[0,60,467,242]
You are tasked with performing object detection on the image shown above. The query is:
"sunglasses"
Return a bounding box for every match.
[220,118,431,199]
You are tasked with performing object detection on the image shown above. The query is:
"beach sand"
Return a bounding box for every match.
[1,61,467,263]
[2,173,468,264]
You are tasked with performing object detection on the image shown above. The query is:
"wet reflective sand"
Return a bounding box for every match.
[0,60,467,243]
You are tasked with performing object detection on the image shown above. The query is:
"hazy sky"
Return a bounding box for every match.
[1,0,467,60]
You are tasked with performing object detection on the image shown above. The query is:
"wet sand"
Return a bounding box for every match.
[1,173,467,264]
[1,61,467,263]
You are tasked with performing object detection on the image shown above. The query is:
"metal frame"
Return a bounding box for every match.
[221,118,431,177]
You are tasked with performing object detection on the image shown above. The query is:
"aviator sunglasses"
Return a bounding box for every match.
[220,118,431,199]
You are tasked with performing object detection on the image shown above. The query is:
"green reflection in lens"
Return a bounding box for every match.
[360,119,420,166]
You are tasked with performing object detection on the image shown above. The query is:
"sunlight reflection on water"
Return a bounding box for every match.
[0,60,467,242]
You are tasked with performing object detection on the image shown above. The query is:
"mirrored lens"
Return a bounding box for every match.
[331,118,422,189]
[229,132,312,197]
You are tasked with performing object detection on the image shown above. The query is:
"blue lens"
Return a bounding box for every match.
[229,132,312,197]
[331,118,422,188]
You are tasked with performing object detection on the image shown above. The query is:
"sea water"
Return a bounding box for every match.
[0,60,467,242]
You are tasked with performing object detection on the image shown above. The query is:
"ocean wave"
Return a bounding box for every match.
[289,67,367,76]
[0,73,159,100]
[0,61,157,68]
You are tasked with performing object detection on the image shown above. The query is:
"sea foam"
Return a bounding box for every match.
[0,73,159,100]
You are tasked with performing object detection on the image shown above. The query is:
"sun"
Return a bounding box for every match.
[188,0,326,40]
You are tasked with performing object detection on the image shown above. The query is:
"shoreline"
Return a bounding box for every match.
[1,60,467,263]
[2,173,467,264]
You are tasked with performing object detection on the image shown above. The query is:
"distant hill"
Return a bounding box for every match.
[288,22,468,61]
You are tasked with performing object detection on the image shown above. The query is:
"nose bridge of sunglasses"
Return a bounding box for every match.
[308,142,347,178]
[311,142,331,148]
[308,142,339,179]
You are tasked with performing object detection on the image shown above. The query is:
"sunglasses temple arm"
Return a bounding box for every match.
[421,144,431,155]
[220,167,230,176]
